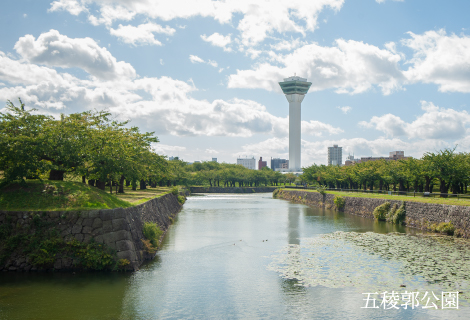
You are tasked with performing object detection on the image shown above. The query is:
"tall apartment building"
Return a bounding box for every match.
[271,158,289,170]
[360,151,407,163]
[237,157,256,170]
[258,157,267,170]
[328,145,342,166]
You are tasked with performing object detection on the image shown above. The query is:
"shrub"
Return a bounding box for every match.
[171,187,179,195]
[141,239,157,254]
[392,202,406,225]
[142,222,163,247]
[432,222,455,236]
[272,189,280,198]
[386,203,398,222]
[177,195,186,204]
[373,202,390,221]
[333,196,345,210]
[118,259,130,269]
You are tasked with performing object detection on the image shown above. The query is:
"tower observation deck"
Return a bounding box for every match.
[279,76,312,172]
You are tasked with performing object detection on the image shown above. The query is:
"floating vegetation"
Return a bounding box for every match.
[268,232,470,302]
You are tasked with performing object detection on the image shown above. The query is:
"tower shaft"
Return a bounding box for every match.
[287,94,304,171]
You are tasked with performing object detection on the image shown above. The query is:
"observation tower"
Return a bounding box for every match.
[279,75,312,172]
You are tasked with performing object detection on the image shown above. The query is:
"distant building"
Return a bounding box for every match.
[271,158,289,170]
[344,154,360,166]
[328,145,342,166]
[237,157,256,170]
[360,151,408,163]
[212,158,217,162]
[258,157,267,170]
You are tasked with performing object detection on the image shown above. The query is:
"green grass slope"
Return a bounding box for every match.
[0,180,133,211]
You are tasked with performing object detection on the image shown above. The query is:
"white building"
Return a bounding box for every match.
[328,145,342,166]
[278,75,312,172]
[237,157,256,170]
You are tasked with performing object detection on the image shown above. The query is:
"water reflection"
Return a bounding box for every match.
[287,205,301,245]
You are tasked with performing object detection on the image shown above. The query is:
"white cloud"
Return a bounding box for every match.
[337,106,351,114]
[14,30,136,80]
[151,143,186,155]
[375,0,404,3]
[49,0,87,16]
[359,101,470,140]
[403,29,470,93]
[228,39,404,95]
[49,0,345,47]
[110,22,176,46]
[270,38,307,51]
[189,55,205,64]
[189,55,219,68]
[160,59,164,65]
[205,148,219,154]
[201,33,232,51]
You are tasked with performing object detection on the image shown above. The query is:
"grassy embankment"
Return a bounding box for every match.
[0,180,172,211]
[282,188,470,207]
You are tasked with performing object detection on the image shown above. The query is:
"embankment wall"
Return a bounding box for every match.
[275,189,470,238]
[0,193,182,272]
[190,186,277,193]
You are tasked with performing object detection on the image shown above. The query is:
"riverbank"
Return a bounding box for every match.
[274,189,470,238]
[190,186,277,193]
[0,193,183,272]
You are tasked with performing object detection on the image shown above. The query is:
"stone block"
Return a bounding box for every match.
[60,227,72,238]
[83,218,94,227]
[103,221,113,233]
[82,226,92,234]
[102,230,131,244]
[112,218,129,231]
[92,218,103,229]
[76,217,84,225]
[116,250,137,262]
[92,227,103,236]
[94,235,104,244]
[88,210,100,219]
[83,234,92,243]
[72,224,82,234]
[49,212,59,219]
[74,234,84,242]
[113,208,126,219]
[116,240,134,252]
[62,258,72,268]
[100,210,113,221]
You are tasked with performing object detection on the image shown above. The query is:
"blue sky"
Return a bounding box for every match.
[1,0,470,166]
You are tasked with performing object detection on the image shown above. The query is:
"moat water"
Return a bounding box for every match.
[1,193,469,319]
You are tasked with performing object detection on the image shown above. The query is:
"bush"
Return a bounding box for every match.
[171,187,179,195]
[333,196,345,210]
[431,222,455,235]
[177,195,185,204]
[142,222,163,247]
[373,202,390,221]
[392,202,406,225]
[272,189,280,198]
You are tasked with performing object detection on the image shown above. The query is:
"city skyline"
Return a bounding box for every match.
[1,1,470,165]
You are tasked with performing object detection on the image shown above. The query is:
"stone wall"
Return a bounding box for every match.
[0,193,182,272]
[190,186,277,193]
[275,189,470,238]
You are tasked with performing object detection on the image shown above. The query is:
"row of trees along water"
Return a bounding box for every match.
[302,149,470,195]
[0,100,294,192]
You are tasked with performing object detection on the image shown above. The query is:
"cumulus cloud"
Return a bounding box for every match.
[49,0,345,46]
[201,32,232,51]
[14,30,136,80]
[270,38,307,51]
[228,39,404,95]
[337,106,351,114]
[360,101,470,140]
[403,29,470,93]
[1,44,341,138]
[110,22,176,46]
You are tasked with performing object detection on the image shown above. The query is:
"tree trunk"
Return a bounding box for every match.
[96,180,106,190]
[109,179,113,194]
[439,179,448,197]
[88,179,95,187]
[126,179,131,187]
[49,170,65,181]
[140,179,147,190]
[118,175,125,193]
[424,176,430,192]
[82,176,86,183]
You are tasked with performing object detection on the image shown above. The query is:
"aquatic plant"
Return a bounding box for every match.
[268,231,470,303]
[333,195,345,210]
[430,222,455,236]
[373,202,390,221]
